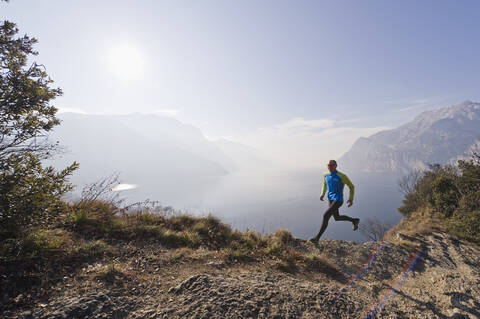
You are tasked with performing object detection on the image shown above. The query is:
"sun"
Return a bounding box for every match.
[107,44,145,80]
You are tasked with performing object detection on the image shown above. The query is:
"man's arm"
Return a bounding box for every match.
[339,172,354,203]
[320,173,327,200]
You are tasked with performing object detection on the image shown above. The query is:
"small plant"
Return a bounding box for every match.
[273,228,294,245]
[264,241,282,257]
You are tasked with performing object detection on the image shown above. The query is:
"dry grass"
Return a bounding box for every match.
[0,198,347,309]
[387,208,446,244]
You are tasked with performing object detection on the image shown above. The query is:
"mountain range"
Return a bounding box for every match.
[340,100,480,174]
[45,112,265,206]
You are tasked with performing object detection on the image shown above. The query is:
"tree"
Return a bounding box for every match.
[0,12,78,237]
[1,20,62,160]
[359,218,394,242]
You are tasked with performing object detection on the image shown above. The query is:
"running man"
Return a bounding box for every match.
[309,160,360,243]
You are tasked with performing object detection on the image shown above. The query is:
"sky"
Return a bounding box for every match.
[3,1,480,159]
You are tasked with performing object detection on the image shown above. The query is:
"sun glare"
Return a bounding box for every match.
[112,183,139,191]
[107,44,145,80]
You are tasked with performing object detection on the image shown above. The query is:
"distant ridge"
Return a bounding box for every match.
[339,100,480,174]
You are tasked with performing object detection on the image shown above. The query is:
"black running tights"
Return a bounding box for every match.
[316,200,356,238]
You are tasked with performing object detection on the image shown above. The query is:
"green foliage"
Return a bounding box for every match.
[457,158,480,211]
[1,20,62,159]
[430,176,459,217]
[0,153,78,237]
[397,191,423,217]
[447,209,480,244]
[398,154,480,243]
[0,18,78,239]
[398,164,459,217]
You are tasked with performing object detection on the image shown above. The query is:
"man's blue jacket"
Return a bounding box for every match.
[321,170,355,203]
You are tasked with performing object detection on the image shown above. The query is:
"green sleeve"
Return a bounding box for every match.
[339,172,355,201]
[321,173,327,196]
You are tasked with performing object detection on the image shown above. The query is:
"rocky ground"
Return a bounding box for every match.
[3,231,479,319]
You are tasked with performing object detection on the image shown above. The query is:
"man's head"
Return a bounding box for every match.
[327,160,337,173]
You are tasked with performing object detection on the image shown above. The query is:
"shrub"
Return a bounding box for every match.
[273,228,294,245]
[0,153,77,238]
[448,210,480,244]
[166,214,199,231]
[398,164,458,216]
[264,241,283,257]
[397,154,480,243]
[263,229,296,260]
[191,215,232,248]
[430,176,459,217]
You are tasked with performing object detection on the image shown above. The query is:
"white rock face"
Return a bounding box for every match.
[339,101,480,174]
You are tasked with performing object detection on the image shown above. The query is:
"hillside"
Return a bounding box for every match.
[340,100,480,174]
[1,210,479,319]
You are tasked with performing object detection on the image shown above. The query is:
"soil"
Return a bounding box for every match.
[2,232,479,319]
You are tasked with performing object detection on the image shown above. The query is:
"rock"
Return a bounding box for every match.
[29,292,136,319]
[18,311,33,319]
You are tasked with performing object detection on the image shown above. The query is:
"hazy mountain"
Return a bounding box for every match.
[212,138,268,171]
[45,112,232,204]
[339,100,480,174]
[112,113,238,172]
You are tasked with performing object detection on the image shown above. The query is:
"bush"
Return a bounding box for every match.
[273,228,294,245]
[191,215,232,248]
[457,158,480,211]
[430,176,459,217]
[448,210,480,244]
[398,164,458,216]
[0,153,78,238]
[398,154,480,243]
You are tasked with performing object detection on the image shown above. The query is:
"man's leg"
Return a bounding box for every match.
[309,200,336,242]
[332,202,360,230]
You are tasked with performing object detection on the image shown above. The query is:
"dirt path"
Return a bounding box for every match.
[9,232,480,319]
[375,232,480,318]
